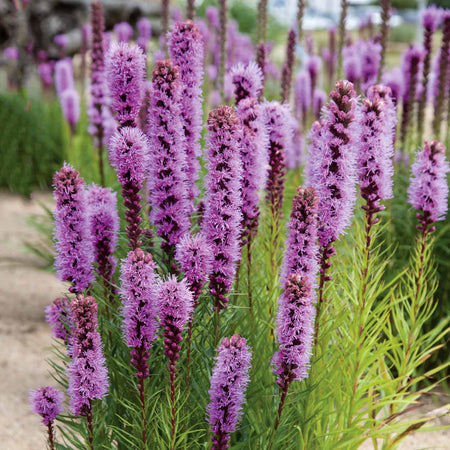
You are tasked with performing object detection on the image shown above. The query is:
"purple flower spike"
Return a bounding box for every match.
[147,60,190,256]
[159,276,194,366]
[203,106,242,310]
[106,42,146,127]
[86,184,119,281]
[114,22,133,43]
[230,61,263,105]
[273,275,315,389]
[261,101,293,219]
[54,34,68,49]
[45,297,72,346]
[54,59,74,97]
[367,84,397,143]
[280,187,319,289]
[408,141,449,229]
[236,97,269,243]
[313,89,327,120]
[53,164,94,293]
[68,295,108,417]
[137,17,152,53]
[60,88,80,133]
[38,62,53,89]
[307,55,322,101]
[309,81,358,248]
[280,29,296,104]
[30,386,64,426]
[120,249,159,378]
[207,334,252,450]
[175,233,213,304]
[294,71,311,126]
[382,67,403,105]
[421,5,442,32]
[169,21,205,212]
[109,127,148,249]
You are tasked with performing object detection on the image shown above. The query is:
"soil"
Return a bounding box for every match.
[0,191,448,450]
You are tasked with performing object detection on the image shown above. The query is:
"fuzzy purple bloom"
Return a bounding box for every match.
[294,71,311,126]
[313,89,327,120]
[147,60,190,254]
[207,334,252,450]
[53,164,94,293]
[382,67,403,104]
[175,233,213,304]
[159,276,194,365]
[54,59,74,97]
[68,294,109,416]
[261,101,293,219]
[360,39,381,92]
[45,297,72,345]
[309,81,358,248]
[120,248,159,378]
[358,98,395,213]
[109,126,148,249]
[203,106,242,310]
[229,61,263,105]
[60,88,80,132]
[106,42,146,127]
[169,21,205,211]
[307,55,322,101]
[421,5,442,32]
[38,62,53,89]
[54,34,68,48]
[30,386,64,426]
[236,97,269,242]
[280,29,296,104]
[273,274,315,389]
[137,17,152,53]
[280,187,319,289]
[114,22,133,43]
[367,84,397,140]
[86,184,119,281]
[408,140,449,226]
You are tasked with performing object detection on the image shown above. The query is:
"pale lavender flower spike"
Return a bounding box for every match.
[45,297,72,345]
[230,61,263,104]
[273,274,315,389]
[294,71,311,125]
[408,140,449,227]
[207,334,252,450]
[54,59,74,97]
[30,386,64,426]
[68,294,109,417]
[60,88,80,133]
[169,21,205,212]
[106,42,146,127]
[53,163,94,293]
[114,22,133,43]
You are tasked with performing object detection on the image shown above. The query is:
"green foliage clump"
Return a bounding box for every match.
[0,92,66,196]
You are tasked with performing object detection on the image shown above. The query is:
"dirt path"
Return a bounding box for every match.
[0,191,448,449]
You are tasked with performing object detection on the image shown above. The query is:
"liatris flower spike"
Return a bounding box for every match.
[280,28,296,104]
[408,140,449,233]
[158,276,194,442]
[147,60,190,261]
[45,297,72,347]
[54,59,74,97]
[53,164,94,294]
[30,386,64,450]
[86,184,119,283]
[68,295,108,418]
[207,334,252,450]
[230,61,263,105]
[109,127,149,249]
[137,17,152,53]
[203,106,242,311]
[106,42,146,127]
[114,22,133,43]
[60,88,80,134]
[169,20,205,213]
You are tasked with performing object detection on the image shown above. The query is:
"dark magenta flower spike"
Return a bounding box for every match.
[230,61,263,105]
[280,28,296,104]
[147,59,190,267]
[53,164,94,294]
[207,334,252,450]
[169,21,205,215]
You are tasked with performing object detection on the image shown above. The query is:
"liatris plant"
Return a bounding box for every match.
[137,17,152,54]
[296,0,306,44]
[417,6,441,144]
[218,0,228,100]
[203,106,242,313]
[60,88,80,134]
[120,248,159,446]
[307,55,322,104]
[29,386,64,450]
[207,334,251,450]
[295,71,311,128]
[88,1,108,185]
[400,45,423,147]
[53,164,94,294]
[256,42,266,95]
[272,275,315,436]
[313,89,326,120]
[68,294,108,448]
[432,11,450,139]
[158,276,194,445]
[308,81,358,342]
[367,84,397,144]
[109,127,148,250]
[106,42,146,128]
[54,59,74,97]
[147,60,190,264]
[280,29,296,104]
[46,297,72,347]
[377,0,391,82]
[114,22,133,43]
[230,61,263,105]
[169,20,204,214]
[86,184,119,287]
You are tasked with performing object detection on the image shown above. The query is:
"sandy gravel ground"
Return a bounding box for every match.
[0,192,448,450]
